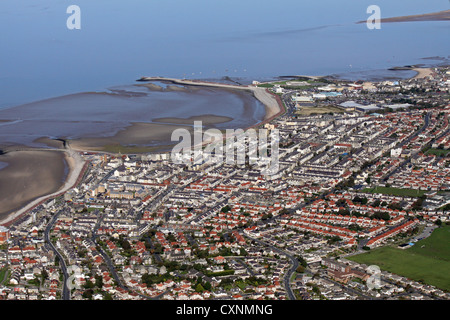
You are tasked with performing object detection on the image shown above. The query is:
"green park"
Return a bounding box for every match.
[348,224,450,291]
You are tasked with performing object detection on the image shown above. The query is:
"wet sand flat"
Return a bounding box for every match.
[152,114,233,125]
[0,150,67,220]
[0,84,265,148]
[64,80,282,153]
[138,77,281,121]
[68,122,196,152]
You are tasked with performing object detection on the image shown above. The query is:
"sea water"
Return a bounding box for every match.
[0,0,449,109]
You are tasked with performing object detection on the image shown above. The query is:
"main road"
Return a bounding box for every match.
[44,209,71,300]
[241,233,298,300]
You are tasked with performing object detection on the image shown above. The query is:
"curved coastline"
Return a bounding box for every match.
[137,77,283,123]
[134,77,285,150]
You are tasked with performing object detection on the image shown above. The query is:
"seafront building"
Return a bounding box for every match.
[0,226,10,244]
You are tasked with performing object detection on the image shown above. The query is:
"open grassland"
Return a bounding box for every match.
[362,186,427,197]
[295,105,344,116]
[408,226,450,261]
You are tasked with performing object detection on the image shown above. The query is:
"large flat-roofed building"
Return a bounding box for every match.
[338,101,362,111]
[355,104,381,113]
[292,95,313,102]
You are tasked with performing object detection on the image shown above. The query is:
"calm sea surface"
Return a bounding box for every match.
[0,0,448,143]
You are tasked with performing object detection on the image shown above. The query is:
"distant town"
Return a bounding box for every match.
[1,66,449,301]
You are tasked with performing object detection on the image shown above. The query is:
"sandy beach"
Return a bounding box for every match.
[0,148,85,226]
[251,86,282,120]
[0,150,66,221]
[412,67,434,79]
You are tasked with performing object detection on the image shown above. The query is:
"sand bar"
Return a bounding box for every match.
[0,150,66,222]
[357,10,450,24]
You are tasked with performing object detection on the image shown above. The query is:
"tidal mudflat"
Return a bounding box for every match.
[0,84,265,151]
[0,150,67,221]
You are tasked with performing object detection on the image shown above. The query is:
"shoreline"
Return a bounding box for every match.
[412,67,434,79]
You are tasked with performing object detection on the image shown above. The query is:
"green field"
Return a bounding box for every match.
[348,225,450,291]
[362,186,427,197]
[295,105,344,116]
[408,226,450,261]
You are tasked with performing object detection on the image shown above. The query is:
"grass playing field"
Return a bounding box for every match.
[361,186,427,197]
[348,225,450,291]
[295,105,344,116]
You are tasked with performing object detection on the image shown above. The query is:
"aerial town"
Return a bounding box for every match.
[0,66,449,301]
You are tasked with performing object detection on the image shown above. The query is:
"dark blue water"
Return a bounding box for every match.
[0,0,449,109]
